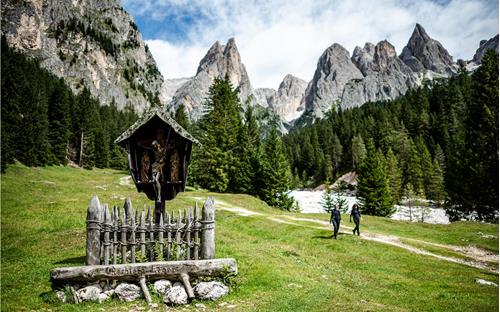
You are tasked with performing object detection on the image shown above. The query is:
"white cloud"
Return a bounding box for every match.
[127,0,498,89]
[145,40,206,79]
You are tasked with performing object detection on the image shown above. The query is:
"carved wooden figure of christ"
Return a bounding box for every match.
[151,140,166,203]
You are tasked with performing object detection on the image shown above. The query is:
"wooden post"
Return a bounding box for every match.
[86,195,102,265]
[130,208,137,263]
[121,208,128,264]
[139,210,146,260]
[193,202,199,260]
[180,272,195,299]
[166,212,172,261]
[176,210,182,260]
[149,207,155,261]
[112,206,118,264]
[124,198,134,226]
[200,197,215,260]
[139,275,152,304]
[103,205,112,265]
[159,213,164,260]
[185,208,191,260]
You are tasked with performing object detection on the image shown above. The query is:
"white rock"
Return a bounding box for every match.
[164,282,188,305]
[194,281,229,301]
[195,303,206,309]
[98,293,111,303]
[115,283,142,302]
[75,285,101,302]
[104,289,115,297]
[154,279,172,295]
[55,290,66,303]
[475,278,498,287]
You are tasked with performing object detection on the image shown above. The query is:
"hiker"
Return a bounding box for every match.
[330,206,341,239]
[350,204,361,236]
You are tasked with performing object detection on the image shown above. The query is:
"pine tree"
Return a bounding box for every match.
[174,104,190,131]
[321,179,335,213]
[47,79,71,164]
[357,139,394,216]
[331,134,343,173]
[192,77,241,192]
[351,135,366,170]
[259,127,294,210]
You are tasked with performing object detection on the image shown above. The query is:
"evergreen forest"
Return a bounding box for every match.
[1,37,138,171]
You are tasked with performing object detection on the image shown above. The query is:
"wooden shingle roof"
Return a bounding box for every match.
[115,106,200,146]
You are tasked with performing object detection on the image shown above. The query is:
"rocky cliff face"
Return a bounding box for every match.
[1,0,166,112]
[169,38,256,120]
[473,34,499,64]
[255,75,307,122]
[304,43,363,118]
[301,24,468,121]
[269,74,308,122]
[341,40,417,109]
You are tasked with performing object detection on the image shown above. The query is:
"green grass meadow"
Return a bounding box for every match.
[1,164,498,311]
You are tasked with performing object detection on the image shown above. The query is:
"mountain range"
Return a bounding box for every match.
[2,0,498,126]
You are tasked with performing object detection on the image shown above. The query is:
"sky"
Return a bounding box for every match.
[122,0,499,89]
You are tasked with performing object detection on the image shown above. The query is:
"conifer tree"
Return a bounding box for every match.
[259,127,294,210]
[193,76,241,192]
[174,104,190,131]
[357,139,394,216]
[351,135,366,169]
[47,79,71,164]
[321,179,335,213]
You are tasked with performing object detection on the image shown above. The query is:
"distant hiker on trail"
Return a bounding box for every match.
[330,206,341,239]
[350,204,361,236]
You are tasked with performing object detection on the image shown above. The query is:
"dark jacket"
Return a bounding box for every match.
[330,209,341,223]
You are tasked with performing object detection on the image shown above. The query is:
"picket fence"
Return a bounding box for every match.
[85,195,215,266]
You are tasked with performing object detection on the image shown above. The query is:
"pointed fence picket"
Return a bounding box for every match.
[85,196,215,265]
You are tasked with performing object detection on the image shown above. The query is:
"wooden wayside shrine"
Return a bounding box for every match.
[114,106,200,223]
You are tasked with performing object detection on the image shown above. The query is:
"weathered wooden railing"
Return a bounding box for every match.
[86,195,215,266]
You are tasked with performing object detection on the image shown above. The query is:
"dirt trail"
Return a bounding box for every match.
[211,199,498,273]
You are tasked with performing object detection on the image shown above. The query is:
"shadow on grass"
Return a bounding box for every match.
[54,256,85,265]
[313,234,335,239]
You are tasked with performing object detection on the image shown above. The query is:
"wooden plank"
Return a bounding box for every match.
[51,258,237,286]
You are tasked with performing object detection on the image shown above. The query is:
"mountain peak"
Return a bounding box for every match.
[399,23,455,74]
[173,37,253,120]
[472,34,499,63]
[413,23,430,39]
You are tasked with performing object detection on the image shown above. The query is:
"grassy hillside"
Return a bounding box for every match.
[1,164,498,311]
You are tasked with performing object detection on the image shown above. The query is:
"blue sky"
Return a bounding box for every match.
[123,0,499,88]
